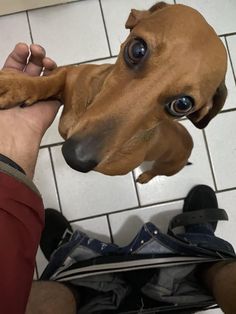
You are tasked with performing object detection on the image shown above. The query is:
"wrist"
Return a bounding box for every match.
[0,154,26,174]
[0,134,41,179]
[0,101,59,179]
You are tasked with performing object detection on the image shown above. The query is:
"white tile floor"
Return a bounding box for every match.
[0,1,236,313]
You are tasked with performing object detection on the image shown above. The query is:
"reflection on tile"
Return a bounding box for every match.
[135,120,214,206]
[205,112,236,190]
[34,148,60,209]
[28,0,109,65]
[176,0,236,35]
[71,216,111,242]
[51,145,138,220]
[109,201,183,246]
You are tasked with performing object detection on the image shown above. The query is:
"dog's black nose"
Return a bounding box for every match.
[62,136,99,173]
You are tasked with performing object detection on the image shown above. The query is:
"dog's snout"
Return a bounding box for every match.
[62,136,100,173]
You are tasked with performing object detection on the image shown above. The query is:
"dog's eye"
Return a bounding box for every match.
[125,38,148,65]
[166,97,194,117]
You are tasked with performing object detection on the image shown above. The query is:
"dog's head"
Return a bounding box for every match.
[61,2,227,175]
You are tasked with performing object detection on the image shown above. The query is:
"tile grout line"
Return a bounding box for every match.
[78,55,117,65]
[26,11,34,44]
[99,0,112,57]
[225,36,236,84]
[106,215,114,243]
[219,31,236,38]
[216,187,236,194]
[68,196,185,223]
[40,141,64,149]
[202,129,218,192]
[220,107,236,114]
[48,147,63,214]
[132,171,141,207]
[177,107,236,123]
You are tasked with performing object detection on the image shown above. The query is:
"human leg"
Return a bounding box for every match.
[26,210,77,314]
[25,281,77,314]
[202,260,236,314]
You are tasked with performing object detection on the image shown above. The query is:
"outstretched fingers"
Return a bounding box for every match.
[43,57,57,75]
[2,43,29,71]
[24,44,46,76]
[25,44,57,76]
[3,42,57,76]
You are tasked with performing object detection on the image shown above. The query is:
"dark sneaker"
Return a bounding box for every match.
[168,185,228,236]
[40,208,73,261]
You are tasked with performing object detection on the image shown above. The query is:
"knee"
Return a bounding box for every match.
[26,281,77,314]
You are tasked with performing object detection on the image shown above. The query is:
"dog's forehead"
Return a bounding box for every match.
[135,4,215,42]
[152,4,208,26]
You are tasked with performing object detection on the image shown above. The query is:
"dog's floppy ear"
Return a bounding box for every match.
[125,2,169,30]
[187,81,227,129]
[125,9,150,29]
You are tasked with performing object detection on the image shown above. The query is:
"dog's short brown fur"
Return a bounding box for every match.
[0,2,227,183]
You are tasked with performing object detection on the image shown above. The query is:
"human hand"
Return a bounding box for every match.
[0,43,60,178]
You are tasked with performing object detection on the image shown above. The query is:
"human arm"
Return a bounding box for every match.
[0,43,60,313]
[0,168,44,314]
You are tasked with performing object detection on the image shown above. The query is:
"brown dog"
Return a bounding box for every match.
[0,2,227,183]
